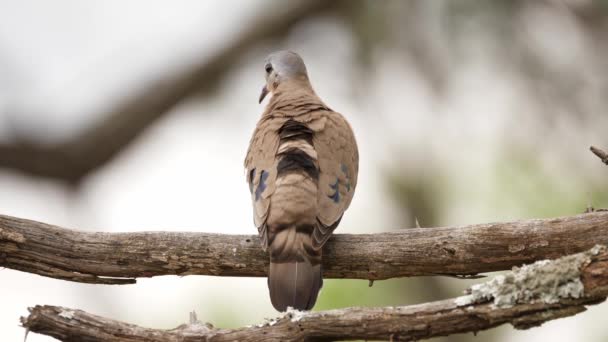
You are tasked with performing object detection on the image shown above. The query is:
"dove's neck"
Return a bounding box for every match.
[265,79,326,114]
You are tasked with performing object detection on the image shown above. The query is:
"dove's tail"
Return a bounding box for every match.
[268,259,322,312]
[267,225,322,312]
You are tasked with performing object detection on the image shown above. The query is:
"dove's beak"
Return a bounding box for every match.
[259,85,269,104]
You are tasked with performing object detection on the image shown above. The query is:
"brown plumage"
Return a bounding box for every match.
[245,51,358,311]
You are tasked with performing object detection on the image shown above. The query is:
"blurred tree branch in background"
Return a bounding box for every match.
[2,212,608,283]
[20,246,608,341]
[0,0,337,184]
[1,0,608,185]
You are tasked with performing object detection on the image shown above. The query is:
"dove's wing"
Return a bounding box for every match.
[312,111,359,249]
[244,116,284,250]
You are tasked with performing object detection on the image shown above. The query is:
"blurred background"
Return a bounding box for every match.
[1,0,608,341]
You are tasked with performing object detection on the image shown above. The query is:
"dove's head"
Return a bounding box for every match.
[259,50,309,103]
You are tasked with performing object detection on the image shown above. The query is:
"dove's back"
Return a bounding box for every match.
[246,80,358,312]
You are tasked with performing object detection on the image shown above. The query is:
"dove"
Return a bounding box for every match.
[245,51,358,311]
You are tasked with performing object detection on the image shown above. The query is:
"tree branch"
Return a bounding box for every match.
[2,212,608,284]
[0,0,337,183]
[591,145,608,165]
[20,246,608,341]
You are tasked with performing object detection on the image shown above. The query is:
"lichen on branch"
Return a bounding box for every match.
[456,245,603,307]
[20,245,608,341]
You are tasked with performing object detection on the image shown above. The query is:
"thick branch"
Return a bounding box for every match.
[591,145,608,165]
[21,246,608,341]
[2,212,608,284]
[0,0,337,183]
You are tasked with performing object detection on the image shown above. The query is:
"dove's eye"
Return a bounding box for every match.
[265,64,273,74]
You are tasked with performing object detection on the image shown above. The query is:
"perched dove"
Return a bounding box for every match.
[245,51,358,311]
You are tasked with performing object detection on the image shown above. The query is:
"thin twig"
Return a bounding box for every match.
[2,212,608,283]
[590,146,608,165]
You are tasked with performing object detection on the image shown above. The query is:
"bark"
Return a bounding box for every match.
[20,246,608,341]
[2,212,608,284]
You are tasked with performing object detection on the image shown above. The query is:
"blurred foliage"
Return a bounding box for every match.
[386,167,447,228]
[316,279,408,310]
[492,150,608,217]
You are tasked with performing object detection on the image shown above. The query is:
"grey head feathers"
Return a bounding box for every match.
[259,50,310,103]
[265,51,308,80]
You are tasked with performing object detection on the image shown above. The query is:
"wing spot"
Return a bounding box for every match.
[341,163,352,192]
[328,177,340,203]
[255,170,269,201]
[248,168,256,194]
[329,178,339,190]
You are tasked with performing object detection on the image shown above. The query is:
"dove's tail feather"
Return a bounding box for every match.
[268,259,322,311]
[267,225,322,311]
